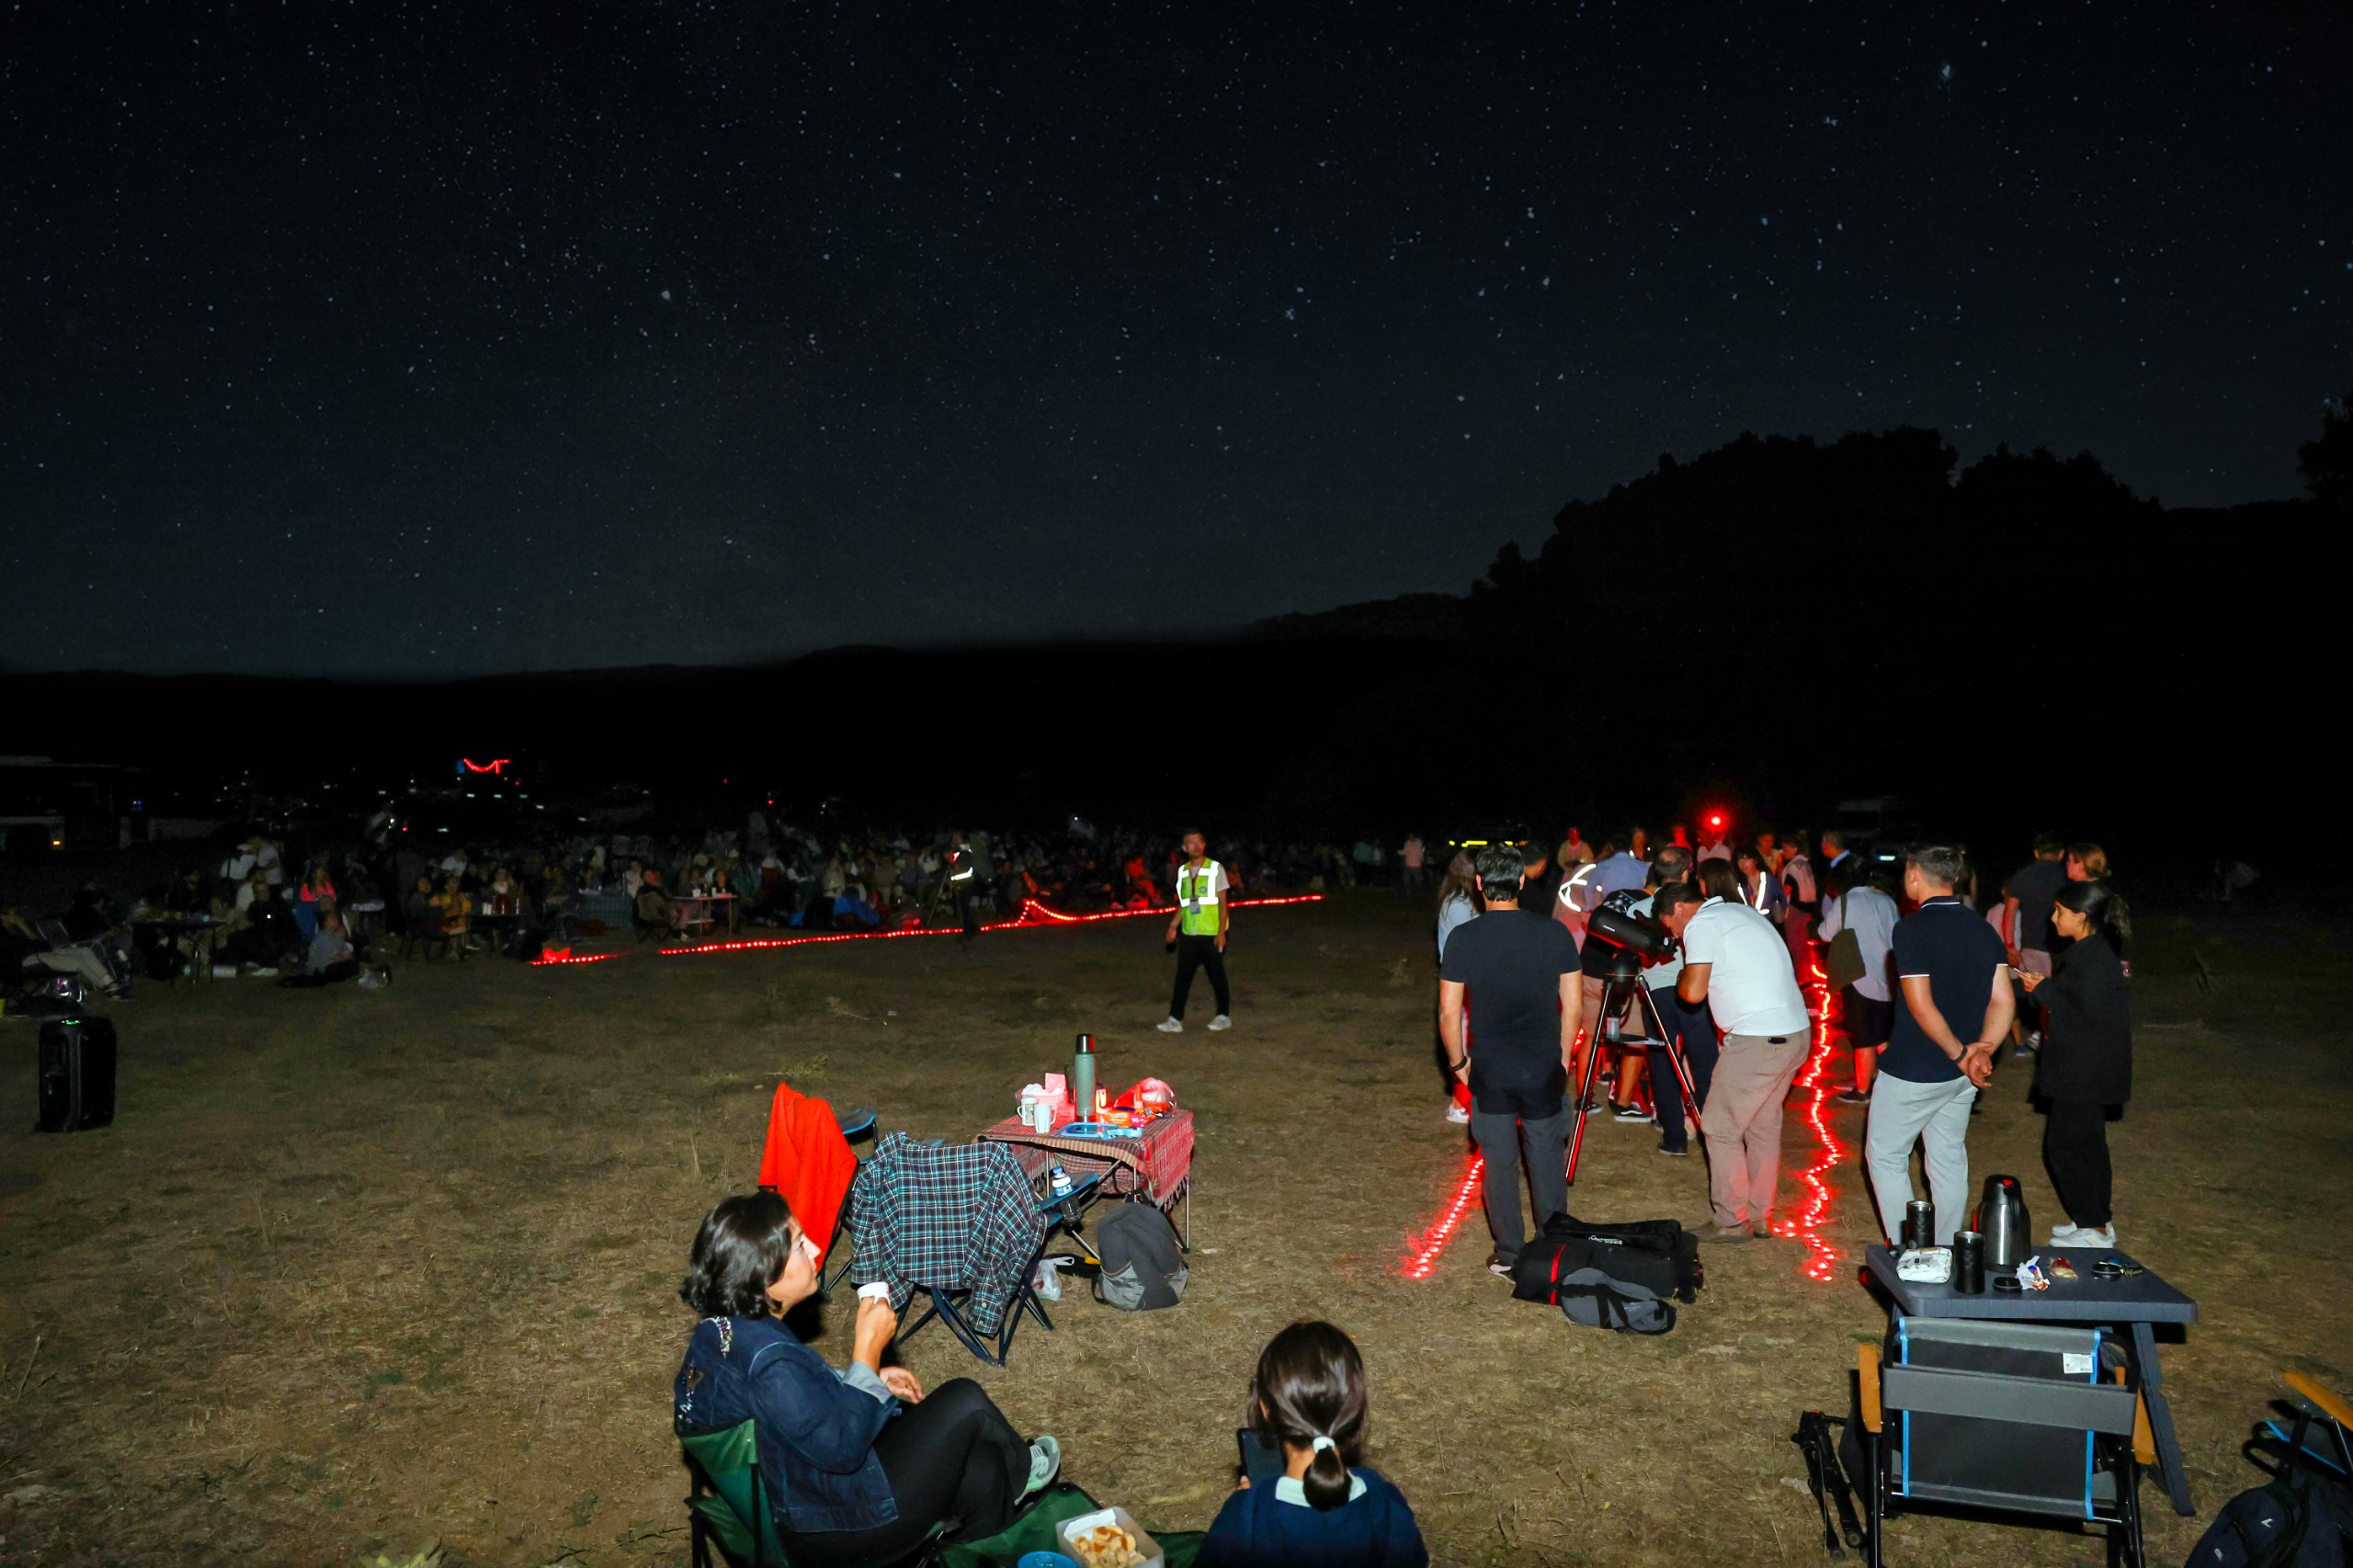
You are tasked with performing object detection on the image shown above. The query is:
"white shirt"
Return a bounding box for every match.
[1781,853,1817,904]
[1697,841,1732,863]
[1816,884,1899,1002]
[1680,896,1809,1036]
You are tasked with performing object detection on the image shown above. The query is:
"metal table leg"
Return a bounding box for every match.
[2131,1320,2196,1516]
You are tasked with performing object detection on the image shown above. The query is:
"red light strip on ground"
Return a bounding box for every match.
[649,894,1325,957]
[528,949,629,966]
[1776,958,1850,1282]
[1400,1153,1485,1279]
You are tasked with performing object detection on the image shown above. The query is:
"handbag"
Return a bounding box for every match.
[1823,892,1868,992]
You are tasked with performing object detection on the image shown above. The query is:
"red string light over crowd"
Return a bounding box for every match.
[1400,1153,1484,1279]
[526,893,1324,964]
[1775,957,1851,1283]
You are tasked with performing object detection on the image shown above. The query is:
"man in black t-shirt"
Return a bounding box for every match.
[1439,844,1581,1276]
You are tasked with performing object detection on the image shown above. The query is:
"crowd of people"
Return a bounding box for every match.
[4,813,1466,998]
[1432,821,2136,1273]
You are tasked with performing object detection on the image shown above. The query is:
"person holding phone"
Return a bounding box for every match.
[673,1193,1061,1564]
[2019,880,2133,1248]
[1203,1322,1427,1567]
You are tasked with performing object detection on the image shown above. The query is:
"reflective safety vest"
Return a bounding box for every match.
[1557,863,1597,913]
[1176,859,1225,937]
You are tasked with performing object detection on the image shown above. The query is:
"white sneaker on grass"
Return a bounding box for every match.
[1023,1436,1061,1496]
[1155,1017,1183,1033]
[1445,1102,1471,1125]
[2071,1224,2116,1250]
[2049,1223,2087,1246]
[1206,1014,1232,1031]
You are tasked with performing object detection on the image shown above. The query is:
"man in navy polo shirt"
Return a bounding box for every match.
[1864,844,2014,1245]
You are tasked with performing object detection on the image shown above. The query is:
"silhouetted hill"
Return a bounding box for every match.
[19,426,2321,860]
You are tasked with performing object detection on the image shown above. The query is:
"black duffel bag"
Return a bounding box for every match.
[1509,1211,1703,1335]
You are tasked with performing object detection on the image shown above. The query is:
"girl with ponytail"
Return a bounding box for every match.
[2020,880,2134,1249]
[1200,1322,1428,1566]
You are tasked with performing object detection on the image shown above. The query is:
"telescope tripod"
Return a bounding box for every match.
[1564,972,1706,1187]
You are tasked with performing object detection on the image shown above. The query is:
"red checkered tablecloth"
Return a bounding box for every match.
[976,1108,1194,1204]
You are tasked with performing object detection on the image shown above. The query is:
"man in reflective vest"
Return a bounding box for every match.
[944,830,982,941]
[1157,829,1232,1032]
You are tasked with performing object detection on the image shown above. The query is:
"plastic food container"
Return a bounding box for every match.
[1058,1506,1163,1568]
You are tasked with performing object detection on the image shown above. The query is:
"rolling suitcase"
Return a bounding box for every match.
[36,1016,116,1132]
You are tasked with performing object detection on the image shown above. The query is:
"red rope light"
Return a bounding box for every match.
[650,893,1324,956]
[1774,956,1851,1282]
[1400,1153,1485,1279]
[527,949,628,966]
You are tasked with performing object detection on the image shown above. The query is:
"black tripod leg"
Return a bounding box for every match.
[1563,1023,1606,1186]
[1636,983,1704,1137]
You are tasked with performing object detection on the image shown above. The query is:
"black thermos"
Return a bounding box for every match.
[1952,1230,1986,1294]
[1904,1199,1935,1251]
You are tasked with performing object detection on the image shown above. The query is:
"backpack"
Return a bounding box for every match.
[1509,1211,1703,1336]
[2188,1477,2350,1568]
[1091,1201,1188,1312]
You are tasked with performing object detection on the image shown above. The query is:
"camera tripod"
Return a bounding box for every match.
[1563,955,1707,1187]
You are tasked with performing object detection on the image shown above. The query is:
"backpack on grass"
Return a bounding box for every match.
[1509,1211,1703,1336]
[1090,1201,1188,1312]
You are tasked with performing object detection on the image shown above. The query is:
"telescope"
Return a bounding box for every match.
[1582,903,1677,981]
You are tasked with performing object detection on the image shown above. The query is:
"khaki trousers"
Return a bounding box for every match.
[1700,1030,1809,1228]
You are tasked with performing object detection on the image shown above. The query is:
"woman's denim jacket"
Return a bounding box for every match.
[675,1314,899,1533]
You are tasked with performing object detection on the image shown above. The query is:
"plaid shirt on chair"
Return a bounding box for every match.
[847,1131,1045,1335]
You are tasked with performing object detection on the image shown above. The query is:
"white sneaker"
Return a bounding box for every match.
[1155,1017,1183,1033]
[1445,1102,1471,1124]
[2072,1224,2116,1250]
[1206,1014,1232,1031]
[2049,1224,2086,1246]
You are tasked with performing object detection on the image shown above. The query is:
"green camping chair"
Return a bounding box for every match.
[678,1419,949,1568]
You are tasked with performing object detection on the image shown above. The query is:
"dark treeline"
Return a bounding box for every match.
[25,418,2340,879]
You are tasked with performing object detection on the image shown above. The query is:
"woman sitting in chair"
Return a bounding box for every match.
[675,1193,1061,1566]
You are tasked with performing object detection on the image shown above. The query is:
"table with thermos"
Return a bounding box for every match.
[1865,1173,2200,1516]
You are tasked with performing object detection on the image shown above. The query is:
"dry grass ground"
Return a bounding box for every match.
[1,894,2347,1566]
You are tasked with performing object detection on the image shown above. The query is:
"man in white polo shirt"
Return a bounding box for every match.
[1664,858,1812,1243]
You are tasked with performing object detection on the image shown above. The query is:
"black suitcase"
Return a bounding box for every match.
[37,1016,116,1132]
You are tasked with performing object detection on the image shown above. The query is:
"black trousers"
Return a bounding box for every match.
[2042,1097,2114,1229]
[1170,933,1230,1017]
[780,1378,1029,1566]
[1645,987,1720,1155]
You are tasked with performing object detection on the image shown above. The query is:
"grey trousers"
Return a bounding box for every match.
[1864,1071,1979,1244]
[1700,1031,1810,1228]
[1470,1105,1574,1261]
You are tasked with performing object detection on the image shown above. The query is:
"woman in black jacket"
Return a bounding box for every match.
[2019,880,2131,1248]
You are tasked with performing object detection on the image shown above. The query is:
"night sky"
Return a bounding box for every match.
[5,4,2347,676]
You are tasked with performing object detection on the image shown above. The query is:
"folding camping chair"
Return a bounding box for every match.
[2251,1370,2353,1491]
[678,1417,948,1568]
[839,1135,1058,1368]
[1858,1316,2153,1568]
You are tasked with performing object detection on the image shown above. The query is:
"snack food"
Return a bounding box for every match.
[1070,1522,1145,1568]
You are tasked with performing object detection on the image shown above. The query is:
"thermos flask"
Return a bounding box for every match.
[1904,1199,1935,1251]
[1971,1174,2031,1269]
[1072,1034,1097,1125]
[1952,1230,1986,1293]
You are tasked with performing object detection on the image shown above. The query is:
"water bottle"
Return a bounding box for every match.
[1049,1165,1074,1199]
[1071,1033,1097,1124]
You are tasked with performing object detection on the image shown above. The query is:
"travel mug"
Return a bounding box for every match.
[1952,1230,1986,1294]
[1904,1199,1935,1251]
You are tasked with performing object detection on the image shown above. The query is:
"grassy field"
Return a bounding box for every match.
[2,893,2347,1566]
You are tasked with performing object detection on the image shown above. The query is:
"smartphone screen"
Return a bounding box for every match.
[1236,1427,1283,1486]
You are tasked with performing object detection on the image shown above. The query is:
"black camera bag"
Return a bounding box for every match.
[1509,1211,1703,1327]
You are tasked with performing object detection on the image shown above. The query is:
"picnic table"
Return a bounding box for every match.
[673,891,740,938]
[1865,1242,2200,1517]
[978,1109,1195,1248]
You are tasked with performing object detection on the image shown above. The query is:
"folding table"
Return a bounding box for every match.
[1865,1243,2199,1517]
[977,1108,1194,1248]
